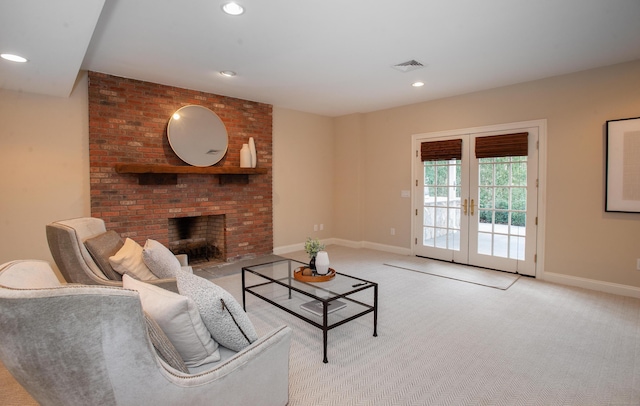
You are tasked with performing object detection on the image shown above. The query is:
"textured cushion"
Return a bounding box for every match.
[123,275,220,366]
[84,231,124,281]
[143,312,190,373]
[177,271,258,352]
[109,238,158,280]
[143,239,182,279]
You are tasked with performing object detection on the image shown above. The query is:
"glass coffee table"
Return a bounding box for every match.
[242,259,378,363]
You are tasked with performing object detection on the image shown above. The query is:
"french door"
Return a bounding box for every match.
[413,124,539,276]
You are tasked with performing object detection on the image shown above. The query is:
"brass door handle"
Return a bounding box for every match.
[470,199,475,216]
[463,199,468,215]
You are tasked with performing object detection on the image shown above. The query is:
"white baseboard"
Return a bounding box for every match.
[272,243,303,255]
[328,238,364,249]
[361,241,412,256]
[542,272,640,299]
[273,238,360,255]
[273,238,410,256]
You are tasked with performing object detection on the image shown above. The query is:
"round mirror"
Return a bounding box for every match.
[167,105,228,167]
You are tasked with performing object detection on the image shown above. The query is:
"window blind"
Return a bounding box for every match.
[475,132,528,158]
[420,139,462,161]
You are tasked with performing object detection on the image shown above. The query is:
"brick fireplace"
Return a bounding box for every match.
[88,72,273,262]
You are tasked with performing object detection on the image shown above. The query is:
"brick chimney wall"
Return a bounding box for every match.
[88,72,273,260]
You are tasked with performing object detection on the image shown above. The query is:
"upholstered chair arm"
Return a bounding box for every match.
[156,325,292,403]
[0,260,63,288]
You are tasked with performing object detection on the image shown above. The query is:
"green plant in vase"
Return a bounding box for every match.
[304,237,325,271]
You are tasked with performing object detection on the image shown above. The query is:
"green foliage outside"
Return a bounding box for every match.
[424,157,527,227]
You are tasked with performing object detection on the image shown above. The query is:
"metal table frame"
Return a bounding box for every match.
[242,259,378,363]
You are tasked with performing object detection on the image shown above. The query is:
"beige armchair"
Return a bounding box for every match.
[46,217,185,292]
[0,260,292,406]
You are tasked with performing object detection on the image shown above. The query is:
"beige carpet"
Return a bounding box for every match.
[225,247,640,405]
[384,256,520,290]
[3,247,640,405]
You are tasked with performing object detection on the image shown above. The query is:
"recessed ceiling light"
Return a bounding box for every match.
[412,81,425,87]
[222,2,244,15]
[1,53,28,63]
[220,70,236,77]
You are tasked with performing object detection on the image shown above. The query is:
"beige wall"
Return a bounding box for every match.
[0,72,90,265]
[333,114,366,243]
[272,108,334,251]
[333,59,640,288]
[2,61,640,292]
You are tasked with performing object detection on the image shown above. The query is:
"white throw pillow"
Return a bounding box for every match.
[123,274,221,366]
[143,239,182,278]
[177,271,258,352]
[109,238,158,280]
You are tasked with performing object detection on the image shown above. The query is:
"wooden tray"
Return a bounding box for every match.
[293,267,336,282]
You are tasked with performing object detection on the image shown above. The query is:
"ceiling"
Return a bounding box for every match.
[2,0,640,117]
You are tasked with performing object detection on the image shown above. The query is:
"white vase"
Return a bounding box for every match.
[248,137,257,168]
[240,144,251,168]
[315,251,330,275]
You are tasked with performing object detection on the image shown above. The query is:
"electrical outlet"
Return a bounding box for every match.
[314,224,318,232]
[637,259,640,271]
[390,227,396,236]
[320,224,324,231]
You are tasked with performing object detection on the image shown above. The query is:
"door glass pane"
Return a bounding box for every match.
[436,165,448,185]
[423,228,434,246]
[422,159,461,251]
[479,162,494,185]
[495,163,509,186]
[478,232,492,255]
[476,156,528,260]
[493,234,509,258]
[512,162,527,186]
[435,207,447,227]
[424,207,435,227]
[435,228,448,248]
[448,208,460,229]
[479,209,493,230]
[448,231,460,250]
[494,222,509,234]
[436,188,449,204]
[495,211,509,226]
[512,188,526,210]
[513,213,526,236]
[479,187,493,209]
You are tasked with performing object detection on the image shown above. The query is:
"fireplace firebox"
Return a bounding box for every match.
[168,215,225,265]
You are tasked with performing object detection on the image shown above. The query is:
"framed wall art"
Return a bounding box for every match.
[606,116,640,212]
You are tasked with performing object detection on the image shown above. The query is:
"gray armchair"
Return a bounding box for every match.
[46,217,184,292]
[0,260,292,406]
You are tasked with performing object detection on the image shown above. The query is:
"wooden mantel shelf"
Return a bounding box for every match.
[115,163,267,175]
[115,163,267,185]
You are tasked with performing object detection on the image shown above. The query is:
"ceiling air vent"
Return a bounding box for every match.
[391,59,426,73]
